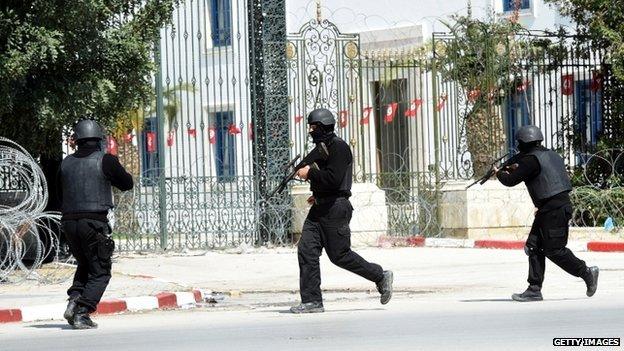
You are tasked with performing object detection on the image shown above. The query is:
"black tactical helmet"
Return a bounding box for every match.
[515,125,544,143]
[307,108,335,126]
[74,120,104,141]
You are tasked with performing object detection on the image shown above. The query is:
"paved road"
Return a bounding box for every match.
[2,293,622,351]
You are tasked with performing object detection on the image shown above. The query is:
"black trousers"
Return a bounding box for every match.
[298,198,384,303]
[525,204,587,288]
[62,218,114,312]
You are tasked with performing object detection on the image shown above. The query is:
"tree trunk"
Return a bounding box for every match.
[466,105,507,178]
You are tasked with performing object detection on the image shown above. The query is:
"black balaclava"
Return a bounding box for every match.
[309,123,335,144]
[518,140,540,154]
[77,138,102,151]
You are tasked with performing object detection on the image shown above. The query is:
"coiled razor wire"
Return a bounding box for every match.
[0,137,74,284]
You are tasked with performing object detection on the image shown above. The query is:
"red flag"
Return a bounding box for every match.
[208,127,216,144]
[166,130,175,147]
[248,122,254,140]
[146,132,156,153]
[562,74,574,96]
[404,99,422,117]
[436,95,448,111]
[339,110,348,128]
[187,128,197,138]
[384,102,398,123]
[228,123,241,135]
[360,107,372,125]
[468,89,480,102]
[591,71,603,92]
[106,136,118,156]
[294,115,304,124]
[124,133,133,143]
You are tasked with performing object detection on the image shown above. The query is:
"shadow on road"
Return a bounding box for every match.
[460,297,588,303]
[28,323,74,330]
[263,308,386,314]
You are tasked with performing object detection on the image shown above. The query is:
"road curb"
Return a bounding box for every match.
[0,289,204,324]
[377,236,624,252]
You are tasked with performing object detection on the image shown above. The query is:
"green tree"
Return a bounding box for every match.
[434,14,532,176]
[545,0,624,148]
[0,0,179,158]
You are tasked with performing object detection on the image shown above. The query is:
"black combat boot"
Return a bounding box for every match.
[583,266,599,297]
[290,301,324,314]
[512,285,543,302]
[63,295,79,326]
[72,306,98,329]
[376,270,394,305]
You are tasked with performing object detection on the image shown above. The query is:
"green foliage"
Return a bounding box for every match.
[547,0,624,80]
[434,15,529,106]
[545,0,624,149]
[0,0,179,157]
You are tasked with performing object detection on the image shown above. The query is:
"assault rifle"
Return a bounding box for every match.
[268,142,330,198]
[465,153,513,189]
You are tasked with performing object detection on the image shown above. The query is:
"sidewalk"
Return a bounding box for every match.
[2,244,624,323]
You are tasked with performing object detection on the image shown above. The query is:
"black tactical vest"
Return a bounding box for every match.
[61,151,113,213]
[525,148,572,206]
[311,136,352,194]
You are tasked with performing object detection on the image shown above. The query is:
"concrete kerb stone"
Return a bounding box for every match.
[0,289,204,324]
[376,235,624,253]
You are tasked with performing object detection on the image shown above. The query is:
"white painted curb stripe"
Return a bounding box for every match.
[425,238,475,248]
[20,303,65,322]
[124,296,159,311]
[175,292,196,308]
[567,241,588,252]
[422,238,590,251]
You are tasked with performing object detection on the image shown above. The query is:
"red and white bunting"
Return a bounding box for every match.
[436,95,448,111]
[339,110,348,128]
[187,128,197,138]
[384,102,398,123]
[166,130,175,147]
[591,71,603,92]
[404,99,423,118]
[562,74,574,96]
[106,136,118,156]
[146,132,157,153]
[294,115,304,124]
[360,107,372,125]
[228,123,241,135]
[208,127,216,144]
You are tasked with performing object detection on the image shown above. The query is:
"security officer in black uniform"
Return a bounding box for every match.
[495,125,599,301]
[60,120,133,328]
[290,108,393,313]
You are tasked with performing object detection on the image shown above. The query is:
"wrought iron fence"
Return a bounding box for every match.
[53,4,619,251]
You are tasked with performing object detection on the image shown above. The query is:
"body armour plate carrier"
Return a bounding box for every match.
[311,137,352,194]
[525,148,572,206]
[61,151,113,213]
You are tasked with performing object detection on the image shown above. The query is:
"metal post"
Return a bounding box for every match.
[248,0,289,244]
[155,37,168,251]
[430,34,442,232]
